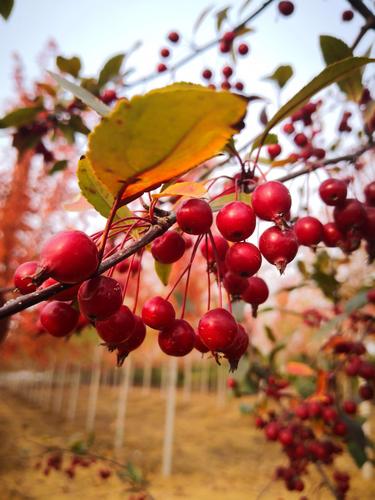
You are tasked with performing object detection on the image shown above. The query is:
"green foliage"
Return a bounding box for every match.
[216,6,230,31]
[154,260,172,286]
[56,55,82,78]
[0,106,42,128]
[264,325,276,343]
[320,36,363,101]
[265,64,293,89]
[98,53,125,88]
[0,0,14,20]
[49,160,68,175]
[251,132,278,152]
[311,251,340,301]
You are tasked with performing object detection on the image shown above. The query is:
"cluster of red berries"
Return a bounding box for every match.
[156,31,180,73]
[36,451,111,481]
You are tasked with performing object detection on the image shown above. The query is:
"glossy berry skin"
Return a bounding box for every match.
[278,1,294,16]
[157,63,167,73]
[14,261,39,294]
[343,400,357,415]
[160,47,170,58]
[333,198,366,232]
[198,308,238,351]
[225,242,262,278]
[342,10,354,21]
[283,123,294,135]
[40,278,80,302]
[359,384,374,400]
[364,181,375,206]
[167,31,179,43]
[279,428,293,446]
[259,226,298,273]
[202,69,213,80]
[223,272,248,296]
[319,178,347,206]
[78,276,123,321]
[158,319,195,356]
[96,305,135,344]
[265,422,279,441]
[216,201,256,242]
[40,301,79,337]
[234,81,244,91]
[224,324,249,366]
[242,277,269,305]
[117,315,146,365]
[100,89,117,104]
[322,222,344,247]
[222,66,233,78]
[238,43,249,55]
[200,235,229,262]
[151,230,185,264]
[141,296,175,330]
[176,199,213,235]
[294,216,323,246]
[195,334,209,354]
[252,181,292,222]
[40,230,99,284]
[267,143,282,160]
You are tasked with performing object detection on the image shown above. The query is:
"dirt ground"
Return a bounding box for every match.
[0,384,374,500]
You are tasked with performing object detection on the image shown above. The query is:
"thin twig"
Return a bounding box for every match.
[315,462,340,500]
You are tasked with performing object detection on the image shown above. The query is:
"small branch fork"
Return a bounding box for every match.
[347,0,375,50]
[0,143,373,320]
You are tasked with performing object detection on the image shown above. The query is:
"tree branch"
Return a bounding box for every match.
[0,143,372,320]
[347,0,375,21]
[125,0,276,89]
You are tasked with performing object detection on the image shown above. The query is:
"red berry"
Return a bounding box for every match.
[40,230,99,284]
[295,403,309,420]
[252,181,292,222]
[14,261,39,294]
[319,178,347,206]
[40,277,80,302]
[151,230,185,264]
[96,304,135,344]
[141,296,175,330]
[294,133,308,147]
[294,216,323,246]
[227,377,237,389]
[279,428,294,446]
[283,123,294,135]
[278,1,294,16]
[176,199,213,235]
[216,201,256,242]
[342,10,354,21]
[265,421,279,440]
[313,148,326,160]
[222,66,233,78]
[364,181,375,206]
[267,143,282,160]
[222,31,235,44]
[167,31,179,43]
[221,81,231,90]
[99,469,111,479]
[100,89,117,104]
[333,421,347,436]
[234,82,244,91]
[308,401,322,418]
[200,235,229,262]
[367,289,375,303]
[322,222,344,247]
[333,198,366,232]
[359,361,375,380]
[198,308,237,351]
[259,226,298,273]
[223,324,249,369]
[322,406,338,423]
[343,400,357,415]
[195,334,209,353]
[117,315,146,364]
[157,63,167,73]
[238,43,249,55]
[158,319,195,356]
[225,242,262,278]
[223,272,248,296]
[202,68,213,80]
[219,41,231,53]
[160,48,170,58]
[241,276,269,306]
[359,384,374,400]
[78,276,122,321]
[40,301,79,337]
[363,206,375,242]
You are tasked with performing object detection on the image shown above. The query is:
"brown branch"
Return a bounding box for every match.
[125,0,277,89]
[0,143,372,320]
[347,0,375,21]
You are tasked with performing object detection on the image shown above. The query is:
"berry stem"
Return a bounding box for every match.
[132,249,144,314]
[208,230,223,309]
[180,235,203,319]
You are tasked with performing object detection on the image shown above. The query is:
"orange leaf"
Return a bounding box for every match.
[152,181,207,199]
[285,361,315,377]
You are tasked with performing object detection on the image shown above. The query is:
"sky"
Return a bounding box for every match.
[0,0,373,107]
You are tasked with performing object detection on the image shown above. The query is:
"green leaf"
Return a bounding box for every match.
[345,290,368,314]
[251,132,278,152]
[98,53,125,88]
[269,343,286,365]
[126,462,144,484]
[193,4,214,34]
[56,55,81,78]
[77,157,133,221]
[69,114,90,135]
[297,260,309,279]
[70,440,87,455]
[252,57,375,150]
[209,191,251,212]
[347,440,368,468]
[0,106,42,129]
[265,65,293,89]
[216,6,230,31]
[48,71,110,116]
[264,325,276,343]
[49,160,68,175]
[154,260,172,286]
[320,35,363,101]
[0,0,14,20]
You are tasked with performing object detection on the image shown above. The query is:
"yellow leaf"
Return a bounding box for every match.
[152,181,207,199]
[285,361,315,377]
[87,83,247,203]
